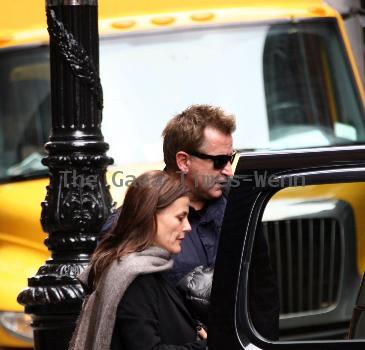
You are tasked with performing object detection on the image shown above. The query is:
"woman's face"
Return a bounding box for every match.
[154,196,191,254]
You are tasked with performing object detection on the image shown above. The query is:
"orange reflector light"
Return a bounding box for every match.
[111,20,136,29]
[0,36,12,45]
[191,12,214,22]
[308,6,327,16]
[151,16,175,26]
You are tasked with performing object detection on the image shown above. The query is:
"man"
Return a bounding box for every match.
[162,105,235,284]
[162,105,279,340]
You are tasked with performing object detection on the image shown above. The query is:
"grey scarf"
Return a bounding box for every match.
[68,246,173,350]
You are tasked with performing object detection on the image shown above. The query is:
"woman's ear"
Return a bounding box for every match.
[175,151,190,174]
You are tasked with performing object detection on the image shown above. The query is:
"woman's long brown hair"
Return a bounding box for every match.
[88,170,188,290]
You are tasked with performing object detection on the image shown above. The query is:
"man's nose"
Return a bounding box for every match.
[221,161,233,177]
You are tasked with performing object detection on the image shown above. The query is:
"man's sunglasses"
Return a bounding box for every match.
[189,150,237,170]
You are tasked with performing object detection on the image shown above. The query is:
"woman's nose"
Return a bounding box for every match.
[183,218,191,233]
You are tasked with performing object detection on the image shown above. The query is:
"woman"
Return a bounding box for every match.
[69,170,207,350]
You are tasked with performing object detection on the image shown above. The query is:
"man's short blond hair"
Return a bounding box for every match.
[162,104,236,171]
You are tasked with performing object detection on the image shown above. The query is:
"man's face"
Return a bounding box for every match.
[184,127,234,207]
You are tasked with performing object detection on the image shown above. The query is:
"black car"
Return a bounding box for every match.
[209,145,365,350]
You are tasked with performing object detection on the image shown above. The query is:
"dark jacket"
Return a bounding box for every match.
[111,272,207,350]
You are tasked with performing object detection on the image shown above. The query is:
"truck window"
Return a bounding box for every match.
[264,20,365,149]
[0,48,50,180]
[100,19,365,164]
[1,19,364,180]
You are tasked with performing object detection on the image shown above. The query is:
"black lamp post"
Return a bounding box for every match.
[17,1,114,349]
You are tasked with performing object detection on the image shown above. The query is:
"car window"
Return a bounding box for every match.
[251,183,362,341]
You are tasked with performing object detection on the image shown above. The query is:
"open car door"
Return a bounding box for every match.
[210,145,365,349]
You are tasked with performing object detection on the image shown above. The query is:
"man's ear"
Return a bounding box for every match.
[176,151,190,173]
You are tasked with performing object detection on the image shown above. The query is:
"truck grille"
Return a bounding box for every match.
[262,218,343,315]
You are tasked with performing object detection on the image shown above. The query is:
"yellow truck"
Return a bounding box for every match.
[1,0,365,347]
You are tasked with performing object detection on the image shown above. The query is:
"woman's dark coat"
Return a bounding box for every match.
[110,272,207,350]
